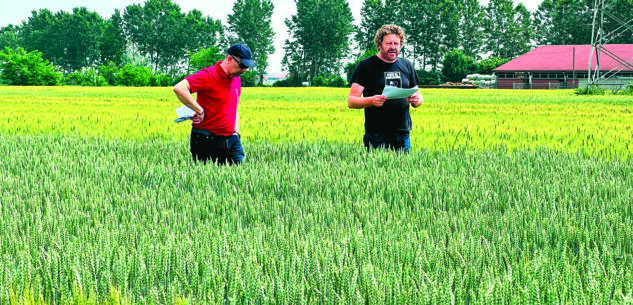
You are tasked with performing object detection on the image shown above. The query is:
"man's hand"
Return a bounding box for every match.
[192,111,205,124]
[407,91,423,108]
[370,94,388,107]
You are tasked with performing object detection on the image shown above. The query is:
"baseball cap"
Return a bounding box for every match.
[227,43,255,67]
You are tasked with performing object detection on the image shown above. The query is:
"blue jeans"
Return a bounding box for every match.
[363,132,411,152]
[190,129,245,165]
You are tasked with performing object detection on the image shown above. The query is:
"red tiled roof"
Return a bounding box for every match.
[494,44,633,72]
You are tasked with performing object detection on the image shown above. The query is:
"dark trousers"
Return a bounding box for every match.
[363,132,411,152]
[190,128,245,165]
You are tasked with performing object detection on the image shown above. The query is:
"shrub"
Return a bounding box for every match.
[98,62,119,86]
[477,57,509,75]
[615,83,633,96]
[441,49,478,83]
[0,47,62,85]
[311,76,326,87]
[574,85,605,95]
[240,71,257,87]
[65,67,107,86]
[151,74,172,87]
[273,76,302,87]
[115,64,152,87]
[325,74,346,87]
[311,74,346,87]
[417,70,442,86]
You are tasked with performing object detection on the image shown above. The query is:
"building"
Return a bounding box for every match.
[263,73,288,85]
[494,45,633,89]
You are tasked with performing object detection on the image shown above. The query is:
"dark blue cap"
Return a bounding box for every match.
[227,43,255,67]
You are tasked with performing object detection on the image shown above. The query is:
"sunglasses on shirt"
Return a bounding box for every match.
[230,55,249,69]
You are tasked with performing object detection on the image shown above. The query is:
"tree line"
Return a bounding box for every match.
[0,0,631,87]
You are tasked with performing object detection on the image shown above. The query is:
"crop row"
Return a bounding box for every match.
[0,87,631,158]
[1,135,632,304]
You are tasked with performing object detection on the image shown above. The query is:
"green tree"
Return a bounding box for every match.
[459,0,485,59]
[19,9,60,64]
[355,0,391,55]
[534,0,632,45]
[0,25,19,51]
[182,10,225,53]
[188,47,224,73]
[398,0,429,68]
[505,4,534,57]
[19,8,104,72]
[65,8,105,71]
[115,64,152,86]
[98,62,119,85]
[605,0,633,44]
[100,10,126,66]
[417,0,446,70]
[283,0,354,83]
[483,0,531,59]
[227,0,275,85]
[477,57,509,74]
[439,0,461,57]
[123,0,185,73]
[0,47,62,85]
[123,0,223,75]
[533,0,593,45]
[441,48,477,83]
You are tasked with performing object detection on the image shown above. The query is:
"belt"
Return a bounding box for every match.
[192,127,232,139]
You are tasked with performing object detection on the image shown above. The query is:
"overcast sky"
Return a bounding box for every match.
[0,0,543,74]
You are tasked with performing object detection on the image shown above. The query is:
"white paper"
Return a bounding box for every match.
[174,105,195,123]
[381,86,419,99]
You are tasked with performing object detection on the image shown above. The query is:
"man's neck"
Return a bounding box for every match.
[219,61,233,78]
[219,61,229,75]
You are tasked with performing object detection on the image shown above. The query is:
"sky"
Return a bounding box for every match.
[0,0,544,74]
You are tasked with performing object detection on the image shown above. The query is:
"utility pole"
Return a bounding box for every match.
[588,0,633,88]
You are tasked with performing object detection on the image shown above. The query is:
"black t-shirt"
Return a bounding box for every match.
[350,55,419,133]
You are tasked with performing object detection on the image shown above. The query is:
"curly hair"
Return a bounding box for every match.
[374,24,406,49]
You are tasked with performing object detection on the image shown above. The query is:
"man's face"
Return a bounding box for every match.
[228,55,249,77]
[379,34,401,62]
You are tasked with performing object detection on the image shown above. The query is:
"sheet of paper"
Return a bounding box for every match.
[381,86,418,99]
[174,105,195,123]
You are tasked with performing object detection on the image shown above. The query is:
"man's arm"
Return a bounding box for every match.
[348,83,387,109]
[173,79,205,123]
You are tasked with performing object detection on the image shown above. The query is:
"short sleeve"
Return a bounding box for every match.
[407,61,419,88]
[186,69,211,93]
[350,62,365,87]
[410,66,419,88]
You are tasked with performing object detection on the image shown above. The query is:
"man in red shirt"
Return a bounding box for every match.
[173,43,254,165]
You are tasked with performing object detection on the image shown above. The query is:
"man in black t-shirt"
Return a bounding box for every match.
[348,24,423,152]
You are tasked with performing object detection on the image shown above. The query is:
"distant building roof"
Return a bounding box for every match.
[494,44,633,72]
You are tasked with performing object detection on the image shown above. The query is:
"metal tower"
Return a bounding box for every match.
[588,0,633,87]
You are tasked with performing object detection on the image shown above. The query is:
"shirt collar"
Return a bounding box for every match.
[215,61,231,79]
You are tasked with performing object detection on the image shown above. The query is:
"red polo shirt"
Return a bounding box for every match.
[186,61,241,136]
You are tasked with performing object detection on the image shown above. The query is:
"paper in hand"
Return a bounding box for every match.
[382,85,419,99]
[174,105,195,123]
